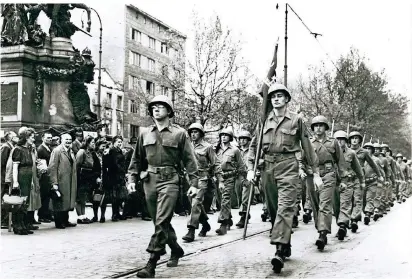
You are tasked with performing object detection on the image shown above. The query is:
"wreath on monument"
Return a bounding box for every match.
[34,48,96,124]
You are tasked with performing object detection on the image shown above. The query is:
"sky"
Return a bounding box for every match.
[66,0,412,99]
[4,1,412,100]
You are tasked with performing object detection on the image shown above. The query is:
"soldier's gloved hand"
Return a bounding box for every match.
[313,173,323,191]
[127,182,136,193]
[52,184,59,190]
[187,186,198,198]
[247,170,255,182]
[360,182,366,191]
[299,169,307,180]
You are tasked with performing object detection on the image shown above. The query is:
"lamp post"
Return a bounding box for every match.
[90,7,102,121]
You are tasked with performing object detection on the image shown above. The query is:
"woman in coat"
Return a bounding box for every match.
[48,133,78,229]
[91,139,105,222]
[27,143,43,228]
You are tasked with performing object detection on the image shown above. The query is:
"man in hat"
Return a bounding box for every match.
[247,83,321,273]
[372,143,390,221]
[381,144,397,209]
[127,95,199,278]
[182,123,224,242]
[215,127,246,235]
[374,144,392,217]
[348,132,382,231]
[396,154,409,202]
[333,131,364,240]
[306,115,345,251]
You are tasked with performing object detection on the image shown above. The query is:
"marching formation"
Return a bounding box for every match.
[1,85,411,278]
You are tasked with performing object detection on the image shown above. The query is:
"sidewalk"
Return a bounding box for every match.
[1,204,269,278]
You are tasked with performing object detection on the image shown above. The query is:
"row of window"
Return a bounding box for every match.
[128,75,169,95]
[129,51,156,72]
[130,28,171,56]
[94,91,123,110]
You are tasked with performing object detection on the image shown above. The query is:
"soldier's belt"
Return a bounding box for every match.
[222,170,237,179]
[264,152,295,163]
[365,176,377,183]
[342,175,357,182]
[147,165,177,175]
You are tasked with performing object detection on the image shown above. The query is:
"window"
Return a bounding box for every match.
[146,81,154,95]
[149,36,155,49]
[128,75,140,90]
[130,100,138,113]
[130,124,139,137]
[161,86,169,96]
[161,42,169,55]
[129,51,141,66]
[148,58,155,72]
[106,93,112,108]
[117,96,123,110]
[117,122,122,136]
[131,28,141,42]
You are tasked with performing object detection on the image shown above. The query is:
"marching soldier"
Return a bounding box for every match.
[333,131,364,240]
[373,143,391,220]
[402,157,411,198]
[127,95,199,278]
[182,123,224,242]
[381,144,397,208]
[396,154,409,202]
[247,84,321,273]
[348,132,383,231]
[215,128,246,235]
[307,115,345,251]
[235,130,253,228]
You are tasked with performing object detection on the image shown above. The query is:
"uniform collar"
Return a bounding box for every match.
[268,110,291,120]
[194,139,206,147]
[150,124,173,132]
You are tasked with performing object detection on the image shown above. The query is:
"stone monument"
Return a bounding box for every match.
[1,4,97,133]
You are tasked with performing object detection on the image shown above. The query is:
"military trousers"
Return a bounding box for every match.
[350,179,363,222]
[363,180,377,215]
[307,171,336,234]
[373,182,384,214]
[294,179,303,217]
[187,178,210,229]
[303,178,312,211]
[218,176,235,223]
[143,172,182,255]
[232,176,243,209]
[239,178,252,213]
[400,181,409,199]
[262,157,299,245]
[334,178,355,228]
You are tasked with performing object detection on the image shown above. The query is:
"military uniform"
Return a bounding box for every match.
[332,131,364,240]
[374,146,391,217]
[397,155,410,201]
[183,123,223,242]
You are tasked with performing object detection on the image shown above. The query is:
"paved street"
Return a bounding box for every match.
[1,199,411,279]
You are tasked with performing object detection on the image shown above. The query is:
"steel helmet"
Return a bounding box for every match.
[380,143,389,149]
[219,128,234,141]
[188,123,205,136]
[147,95,174,118]
[403,157,407,162]
[395,153,403,158]
[311,115,330,131]
[238,130,252,140]
[373,143,381,149]
[348,131,363,141]
[363,142,374,149]
[267,83,291,101]
[334,130,348,140]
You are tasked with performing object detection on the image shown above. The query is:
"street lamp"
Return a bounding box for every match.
[90,7,103,121]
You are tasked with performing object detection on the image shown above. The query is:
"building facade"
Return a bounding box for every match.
[87,68,124,137]
[123,5,186,142]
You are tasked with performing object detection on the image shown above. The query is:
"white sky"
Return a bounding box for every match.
[76,0,411,98]
[4,0,412,99]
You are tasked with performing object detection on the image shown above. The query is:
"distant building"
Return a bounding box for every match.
[86,68,124,137]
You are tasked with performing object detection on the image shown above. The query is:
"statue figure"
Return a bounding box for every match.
[82,47,95,83]
[1,4,29,46]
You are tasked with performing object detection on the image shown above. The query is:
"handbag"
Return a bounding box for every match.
[2,193,27,205]
[92,191,103,202]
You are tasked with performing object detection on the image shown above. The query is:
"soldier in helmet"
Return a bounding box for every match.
[333,131,365,240]
[127,95,199,278]
[348,132,383,231]
[182,123,224,242]
[215,128,247,235]
[307,115,345,251]
[374,144,392,218]
[396,154,409,202]
[235,130,253,228]
[247,83,321,273]
[381,144,397,209]
[402,157,411,198]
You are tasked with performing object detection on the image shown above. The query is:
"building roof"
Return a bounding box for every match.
[91,68,123,91]
[126,4,187,39]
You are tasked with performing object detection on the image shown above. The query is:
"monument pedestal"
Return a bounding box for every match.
[1,37,88,133]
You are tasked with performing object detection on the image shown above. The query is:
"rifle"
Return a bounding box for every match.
[243,38,279,240]
[361,133,366,146]
[330,119,335,137]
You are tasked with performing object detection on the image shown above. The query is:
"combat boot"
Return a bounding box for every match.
[261,209,268,222]
[282,243,292,258]
[227,218,233,230]
[216,223,228,235]
[337,225,347,241]
[136,254,159,278]
[302,210,311,224]
[271,244,285,274]
[350,220,358,233]
[182,228,195,242]
[198,222,211,237]
[167,247,184,267]
[316,231,327,251]
[292,215,299,228]
[236,216,246,228]
[364,214,370,225]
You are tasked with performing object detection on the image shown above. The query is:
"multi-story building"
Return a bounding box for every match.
[123,5,186,142]
[86,68,124,137]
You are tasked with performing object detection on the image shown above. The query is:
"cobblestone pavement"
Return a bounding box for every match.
[1,204,270,278]
[124,198,412,279]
